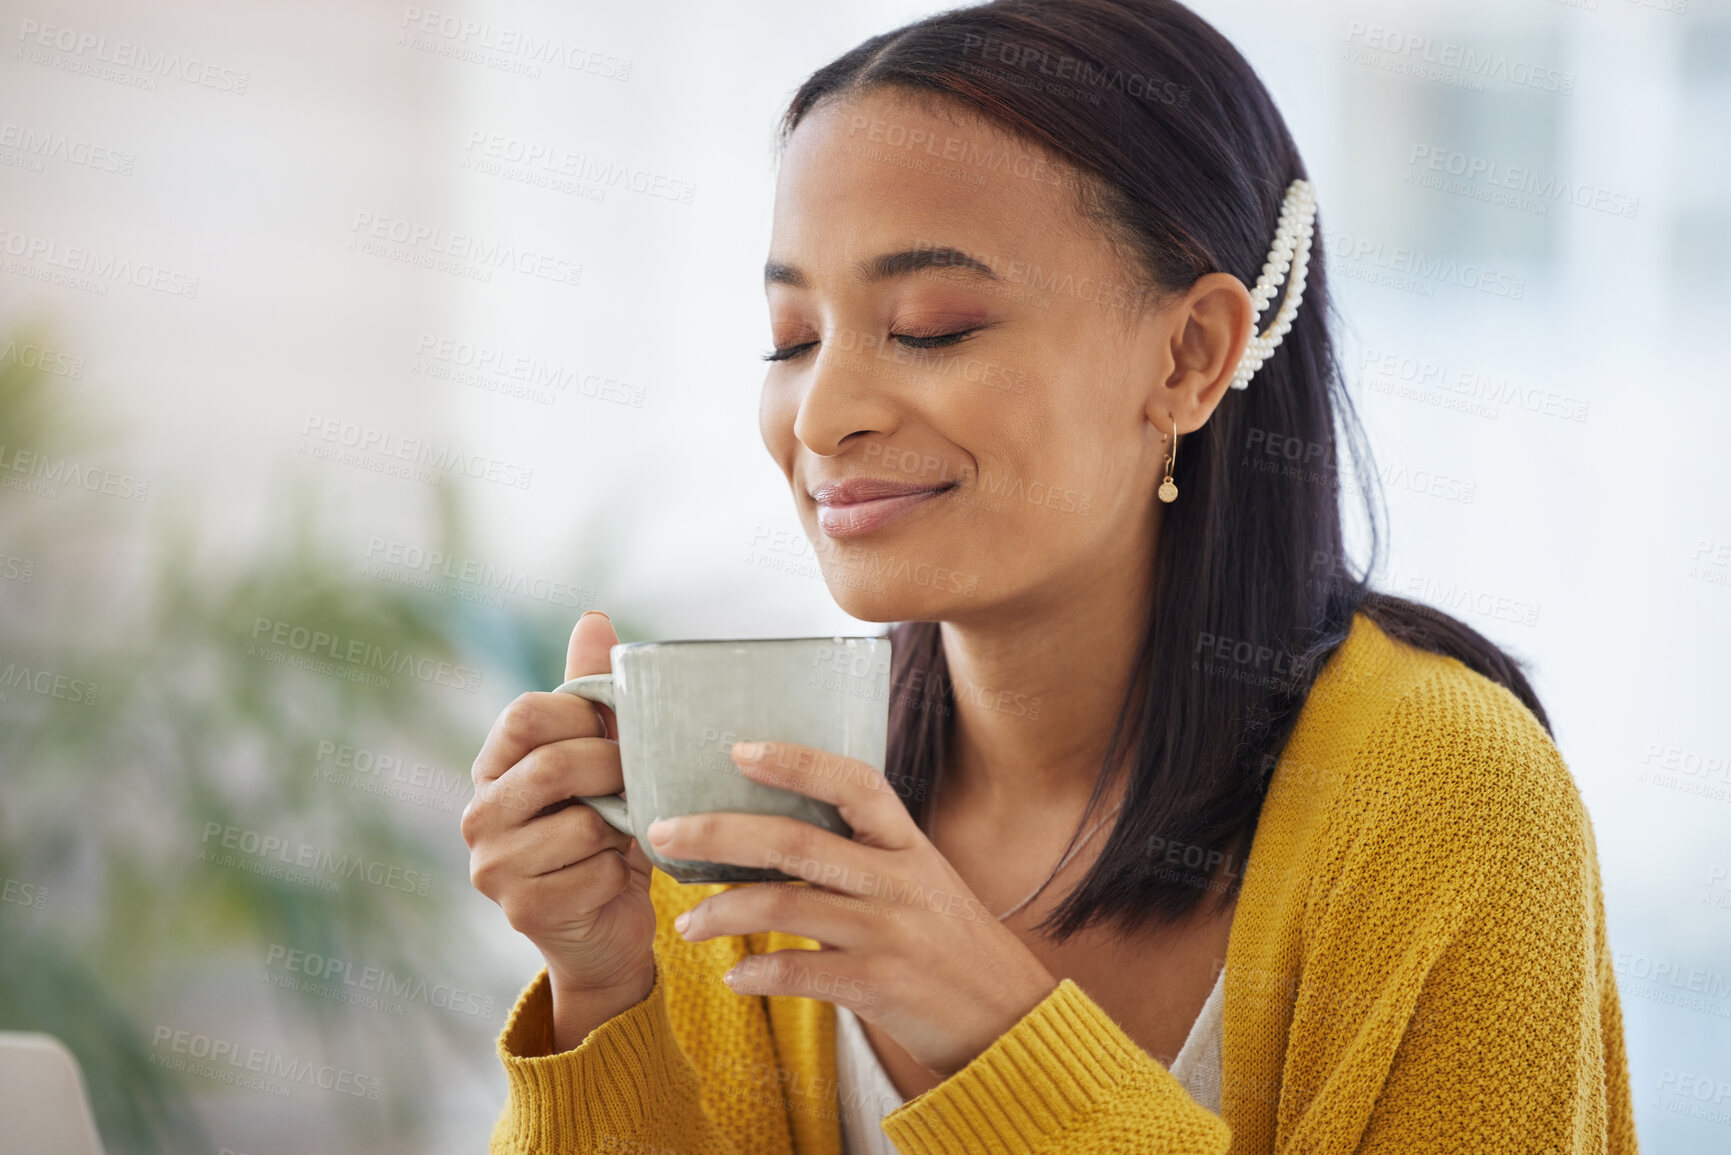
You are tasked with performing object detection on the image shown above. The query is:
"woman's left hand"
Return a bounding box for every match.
[644,739,1060,1080]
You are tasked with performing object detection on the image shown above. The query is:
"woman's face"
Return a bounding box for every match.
[760,87,1228,623]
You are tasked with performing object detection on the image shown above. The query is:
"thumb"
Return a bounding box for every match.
[566,609,619,681]
[566,610,619,735]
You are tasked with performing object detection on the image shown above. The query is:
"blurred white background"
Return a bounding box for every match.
[1,0,1726,1150]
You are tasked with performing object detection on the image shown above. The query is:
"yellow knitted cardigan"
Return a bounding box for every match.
[488,611,1640,1153]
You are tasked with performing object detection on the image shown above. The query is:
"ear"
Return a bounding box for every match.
[1143,272,1255,437]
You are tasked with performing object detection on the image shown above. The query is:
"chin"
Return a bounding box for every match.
[820,560,983,624]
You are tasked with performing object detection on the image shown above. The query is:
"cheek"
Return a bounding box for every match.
[984,374,1128,522]
[759,382,798,473]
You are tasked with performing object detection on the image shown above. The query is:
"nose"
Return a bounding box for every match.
[791,334,902,456]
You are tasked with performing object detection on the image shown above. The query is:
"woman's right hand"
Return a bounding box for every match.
[462,610,657,1049]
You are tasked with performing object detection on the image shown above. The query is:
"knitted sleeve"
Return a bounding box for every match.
[1273,667,1640,1153]
[487,963,753,1154]
[877,976,1234,1153]
[487,874,802,1155]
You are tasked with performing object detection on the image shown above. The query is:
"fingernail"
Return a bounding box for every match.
[673,912,690,933]
[646,818,674,845]
[722,969,735,987]
[580,610,611,623]
[733,740,764,761]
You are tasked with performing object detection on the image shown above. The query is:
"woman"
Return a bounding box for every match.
[461,1,1639,1151]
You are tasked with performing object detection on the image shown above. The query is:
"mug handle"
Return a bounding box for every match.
[552,674,633,837]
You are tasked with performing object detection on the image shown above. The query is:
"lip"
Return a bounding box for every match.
[810,478,957,538]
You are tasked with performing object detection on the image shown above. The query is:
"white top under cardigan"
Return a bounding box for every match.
[834,965,1227,1154]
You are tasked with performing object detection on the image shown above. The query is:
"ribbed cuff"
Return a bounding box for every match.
[493,962,701,1153]
[880,978,1227,1154]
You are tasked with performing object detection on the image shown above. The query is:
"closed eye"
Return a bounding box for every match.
[893,329,977,350]
[761,329,979,362]
[762,341,818,363]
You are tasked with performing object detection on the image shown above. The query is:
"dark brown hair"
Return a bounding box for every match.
[779,0,1550,940]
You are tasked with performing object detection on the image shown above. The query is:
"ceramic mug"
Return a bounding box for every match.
[553,635,891,883]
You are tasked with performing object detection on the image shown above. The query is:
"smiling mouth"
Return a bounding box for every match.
[814,482,958,538]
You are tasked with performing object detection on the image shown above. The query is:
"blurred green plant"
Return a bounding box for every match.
[0,326,641,1153]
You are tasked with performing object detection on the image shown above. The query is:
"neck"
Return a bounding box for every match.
[934,535,1154,819]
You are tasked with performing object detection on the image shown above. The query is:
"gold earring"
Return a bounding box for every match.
[1158,418,1179,503]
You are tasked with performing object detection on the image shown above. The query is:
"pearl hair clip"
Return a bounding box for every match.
[1229,178,1317,389]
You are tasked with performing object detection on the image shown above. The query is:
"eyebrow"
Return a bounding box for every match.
[764,247,1000,288]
